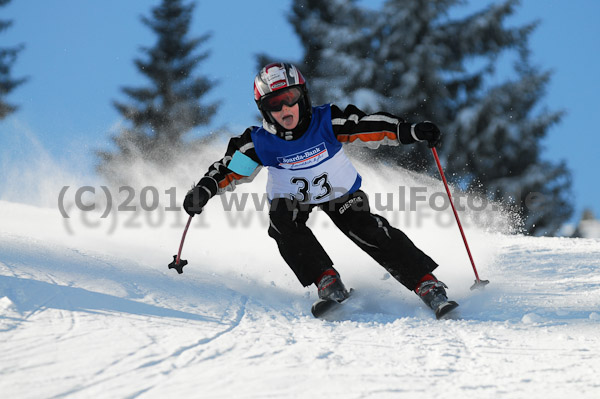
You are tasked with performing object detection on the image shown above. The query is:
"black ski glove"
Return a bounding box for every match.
[183,185,211,216]
[413,121,441,148]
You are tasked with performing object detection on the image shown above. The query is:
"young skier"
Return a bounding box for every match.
[183,62,457,318]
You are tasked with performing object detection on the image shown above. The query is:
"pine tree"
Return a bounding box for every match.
[283,0,571,235]
[0,0,27,120]
[97,0,218,180]
[260,0,371,106]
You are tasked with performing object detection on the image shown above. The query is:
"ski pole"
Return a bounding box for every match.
[431,147,489,290]
[168,215,192,274]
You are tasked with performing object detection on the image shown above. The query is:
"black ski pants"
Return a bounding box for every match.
[267,190,438,290]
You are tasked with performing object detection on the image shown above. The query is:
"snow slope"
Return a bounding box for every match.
[1,158,600,399]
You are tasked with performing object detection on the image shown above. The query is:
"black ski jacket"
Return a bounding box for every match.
[195,104,421,199]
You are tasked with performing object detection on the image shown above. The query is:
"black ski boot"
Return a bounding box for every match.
[317,269,349,303]
[415,277,459,319]
[311,269,352,318]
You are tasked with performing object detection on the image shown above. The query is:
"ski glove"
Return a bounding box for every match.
[183,185,211,216]
[413,121,441,148]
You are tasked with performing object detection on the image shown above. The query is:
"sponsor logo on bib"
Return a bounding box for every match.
[277,142,329,170]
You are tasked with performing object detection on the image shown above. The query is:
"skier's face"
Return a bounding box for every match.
[270,103,300,130]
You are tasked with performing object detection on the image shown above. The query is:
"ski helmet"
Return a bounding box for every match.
[254,62,311,131]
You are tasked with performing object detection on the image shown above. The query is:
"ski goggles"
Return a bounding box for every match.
[260,87,303,112]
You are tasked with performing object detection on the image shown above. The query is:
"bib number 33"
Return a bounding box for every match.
[291,173,332,202]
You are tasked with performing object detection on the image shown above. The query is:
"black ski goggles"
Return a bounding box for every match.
[260,87,303,112]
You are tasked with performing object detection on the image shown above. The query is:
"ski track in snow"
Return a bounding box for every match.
[1,164,600,398]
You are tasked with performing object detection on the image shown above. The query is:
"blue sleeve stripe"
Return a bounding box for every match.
[228,150,259,176]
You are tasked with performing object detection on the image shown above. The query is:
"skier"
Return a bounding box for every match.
[183,62,457,318]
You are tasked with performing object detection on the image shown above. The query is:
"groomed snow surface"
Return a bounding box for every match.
[1,160,599,399]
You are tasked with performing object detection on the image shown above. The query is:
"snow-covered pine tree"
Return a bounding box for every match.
[0,0,27,120]
[379,0,572,235]
[451,47,571,235]
[257,0,373,107]
[283,0,571,235]
[97,0,218,181]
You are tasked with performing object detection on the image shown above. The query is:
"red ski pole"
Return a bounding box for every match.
[431,147,489,290]
[168,215,192,274]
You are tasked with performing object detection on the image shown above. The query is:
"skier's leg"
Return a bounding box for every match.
[322,190,438,291]
[268,197,334,287]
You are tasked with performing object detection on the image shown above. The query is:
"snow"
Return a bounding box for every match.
[1,155,600,399]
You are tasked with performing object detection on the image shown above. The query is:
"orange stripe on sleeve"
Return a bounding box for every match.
[337,131,397,143]
[218,172,244,189]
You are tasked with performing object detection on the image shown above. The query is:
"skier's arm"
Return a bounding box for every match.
[330,104,440,148]
[183,128,263,216]
[202,128,263,194]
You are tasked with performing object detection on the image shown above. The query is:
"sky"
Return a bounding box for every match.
[1,0,599,226]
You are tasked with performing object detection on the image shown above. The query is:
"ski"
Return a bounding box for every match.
[311,288,354,318]
[311,288,457,319]
[435,300,459,319]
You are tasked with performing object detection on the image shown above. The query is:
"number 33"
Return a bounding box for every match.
[290,173,332,202]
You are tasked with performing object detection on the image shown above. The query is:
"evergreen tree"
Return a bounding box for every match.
[257,0,371,106]
[283,0,571,235]
[0,0,26,119]
[98,0,218,180]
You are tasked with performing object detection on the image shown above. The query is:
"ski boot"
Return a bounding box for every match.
[317,269,349,303]
[415,276,459,319]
